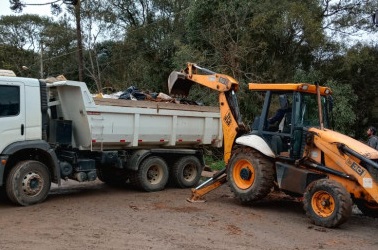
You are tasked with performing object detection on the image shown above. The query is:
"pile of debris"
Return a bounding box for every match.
[42,74,200,106]
[101,86,200,105]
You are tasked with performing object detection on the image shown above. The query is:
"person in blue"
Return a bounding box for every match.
[268,94,291,128]
[267,94,291,154]
[367,126,378,150]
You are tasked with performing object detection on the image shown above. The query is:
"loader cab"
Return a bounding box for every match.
[251,90,330,159]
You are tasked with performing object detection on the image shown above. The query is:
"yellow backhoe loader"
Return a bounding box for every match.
[168,63,378,228]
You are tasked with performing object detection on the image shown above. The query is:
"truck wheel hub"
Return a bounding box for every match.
[22,172,43,196]
[183,165,195,180]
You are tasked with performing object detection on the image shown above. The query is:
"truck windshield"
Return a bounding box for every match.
[0,85,20,117]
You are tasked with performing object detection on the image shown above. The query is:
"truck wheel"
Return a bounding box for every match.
[131,156,168,192]
[0,186,6,201]
[303,179,352,228]
[6,160,51,206]
[227,147,274,203]
[355,199,378,218]
[170,156,202,188]
[97,167,128,187]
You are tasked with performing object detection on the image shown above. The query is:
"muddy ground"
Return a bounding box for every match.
[0,177,377,250]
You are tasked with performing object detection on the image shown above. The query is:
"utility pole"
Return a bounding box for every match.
[74,0,84,82]
[40,39,44,78]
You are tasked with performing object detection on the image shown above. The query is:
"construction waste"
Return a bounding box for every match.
[42,74,200,106]
[104,85,200,105]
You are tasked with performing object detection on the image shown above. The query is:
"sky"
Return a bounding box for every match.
[0,1,56,17]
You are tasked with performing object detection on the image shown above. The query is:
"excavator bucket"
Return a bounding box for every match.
[168,71,194,97]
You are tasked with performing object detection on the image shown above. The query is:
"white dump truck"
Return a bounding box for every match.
[0,74,222,206]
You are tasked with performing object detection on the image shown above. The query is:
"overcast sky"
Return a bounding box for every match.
[0,1,53,17]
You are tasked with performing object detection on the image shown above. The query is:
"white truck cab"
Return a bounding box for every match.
[0,77,42,152]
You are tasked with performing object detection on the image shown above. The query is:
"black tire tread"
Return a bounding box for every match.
[132,156,168,192]
[97,167,128,187]
[170,156,202,188]
[303,179,352,228]
[227,147,275,203]
[6,160,51,206]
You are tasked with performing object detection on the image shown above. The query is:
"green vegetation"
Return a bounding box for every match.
[204,155,225,171]
[1,0,378,140]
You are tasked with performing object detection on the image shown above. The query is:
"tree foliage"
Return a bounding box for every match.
[325,80,357,136]
[2,0,378,139]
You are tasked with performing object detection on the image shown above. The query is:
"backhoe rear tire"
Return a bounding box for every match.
[227,147,275,203]
[303,179,352,228]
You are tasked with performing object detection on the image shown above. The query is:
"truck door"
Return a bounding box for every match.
[0,82,25,153]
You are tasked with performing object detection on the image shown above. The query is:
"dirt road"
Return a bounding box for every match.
[0,179,377,250]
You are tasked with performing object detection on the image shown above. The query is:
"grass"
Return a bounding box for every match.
[204,155,225,171]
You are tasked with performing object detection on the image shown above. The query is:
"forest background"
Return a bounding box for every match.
[1,0,378,143]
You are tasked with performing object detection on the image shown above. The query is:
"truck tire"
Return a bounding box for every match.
[97,167,128,187]
[130,156,168,192]
[6,160,51,206]
[303,179,352,228]
[0,186,6,201]
[355,199,378,218]
[170,156,202,188]
[227,147,274,203]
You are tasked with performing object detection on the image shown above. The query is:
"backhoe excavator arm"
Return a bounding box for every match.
[168,63,246,163]
[168,63,247,202]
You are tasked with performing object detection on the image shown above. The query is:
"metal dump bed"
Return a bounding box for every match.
[47,81,222,150]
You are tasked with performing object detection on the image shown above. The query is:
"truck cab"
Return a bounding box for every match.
[0,76,49,183]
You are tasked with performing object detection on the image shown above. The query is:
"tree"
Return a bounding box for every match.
[9,0,85,81]
[320,44,378,138]
[184,0,326,82]
[294,68,358,136]
[102,0,191,92]
[320,0,378,34]
[0,14,76,78]
[325,80,358,136]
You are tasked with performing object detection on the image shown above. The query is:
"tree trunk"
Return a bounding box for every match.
[74,0,84,82]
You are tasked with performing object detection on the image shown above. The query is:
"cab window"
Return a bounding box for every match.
[0,85,20,117]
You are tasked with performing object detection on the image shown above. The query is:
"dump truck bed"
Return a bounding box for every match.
[47,81,222,150]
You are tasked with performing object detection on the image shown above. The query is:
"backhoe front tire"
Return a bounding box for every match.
[6,160,51,206]
[303,179,352,228]
[227,147,275,203]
